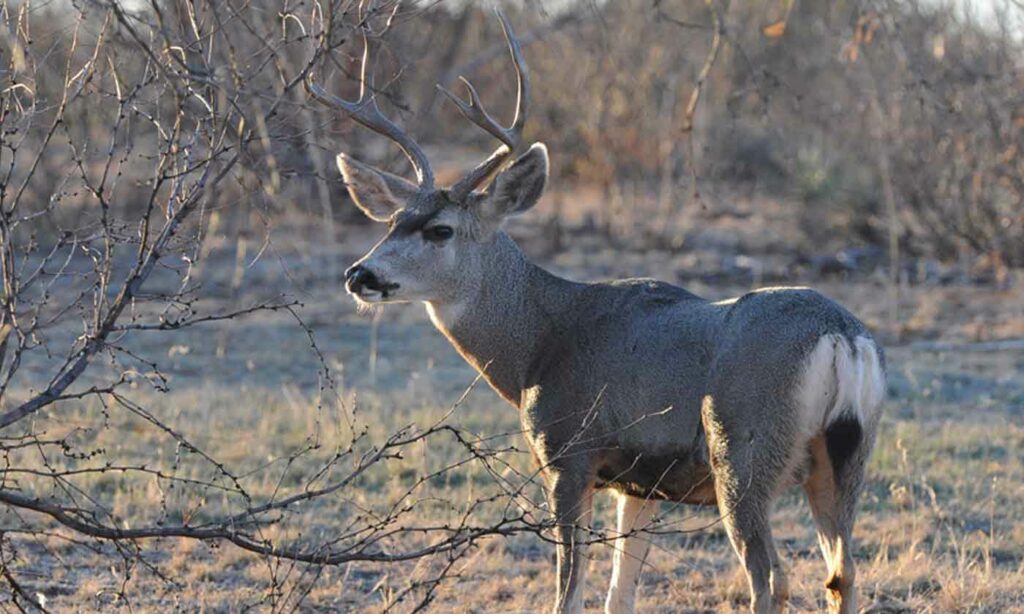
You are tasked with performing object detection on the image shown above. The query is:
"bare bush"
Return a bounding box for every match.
[0,2,538,609]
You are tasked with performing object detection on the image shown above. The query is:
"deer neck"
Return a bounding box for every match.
[425,232,579,407]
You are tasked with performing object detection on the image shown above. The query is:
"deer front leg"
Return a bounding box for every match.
[605,493,656,613]
[547,470,594,614]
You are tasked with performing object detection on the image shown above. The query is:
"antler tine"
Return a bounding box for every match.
[306,29,435,190]
[441,77,516,150]
[441,9,531,200]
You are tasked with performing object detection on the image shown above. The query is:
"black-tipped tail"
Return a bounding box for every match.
[825,414,862,477]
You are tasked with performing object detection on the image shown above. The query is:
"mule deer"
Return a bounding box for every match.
[308,11,885,614]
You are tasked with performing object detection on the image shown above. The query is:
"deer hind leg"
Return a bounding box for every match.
[703,399,791,613]
[803,424,870,614]
[604,493,656,614]
[547,471,594,614]
[717,494,788,614]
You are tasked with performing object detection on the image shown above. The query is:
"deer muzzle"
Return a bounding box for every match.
[345,264,398,300]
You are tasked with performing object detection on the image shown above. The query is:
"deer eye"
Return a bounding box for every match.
[422,225,454,242]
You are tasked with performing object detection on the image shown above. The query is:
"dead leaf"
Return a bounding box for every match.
[762,20,786,39]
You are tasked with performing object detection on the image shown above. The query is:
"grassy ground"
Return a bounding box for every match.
[3,207,1024,612]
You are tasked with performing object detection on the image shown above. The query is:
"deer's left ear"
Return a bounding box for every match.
[479,143,548,222]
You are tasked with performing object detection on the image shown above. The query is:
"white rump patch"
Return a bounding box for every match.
[797,334,885,436]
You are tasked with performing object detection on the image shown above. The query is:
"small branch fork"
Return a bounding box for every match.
[676,0,725,205]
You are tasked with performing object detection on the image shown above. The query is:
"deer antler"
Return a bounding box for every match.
[306,29,435,190]
[439,9,530,201]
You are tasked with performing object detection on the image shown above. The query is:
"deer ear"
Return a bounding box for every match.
[337,153,418,222]
[480,143,548,222]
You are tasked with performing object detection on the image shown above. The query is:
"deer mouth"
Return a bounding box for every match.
[344,264,401,303]
[350,281,401,303]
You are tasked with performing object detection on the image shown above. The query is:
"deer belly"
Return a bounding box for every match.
[594,449,717,505]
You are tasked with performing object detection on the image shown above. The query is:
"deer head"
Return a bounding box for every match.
[307,10,546,306]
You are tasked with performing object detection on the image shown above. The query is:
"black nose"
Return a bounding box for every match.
[345,264,380,294]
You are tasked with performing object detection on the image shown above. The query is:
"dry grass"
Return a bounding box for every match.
[9,372,1022,612]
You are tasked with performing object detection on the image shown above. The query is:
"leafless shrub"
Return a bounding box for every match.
[0,2,545,609]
